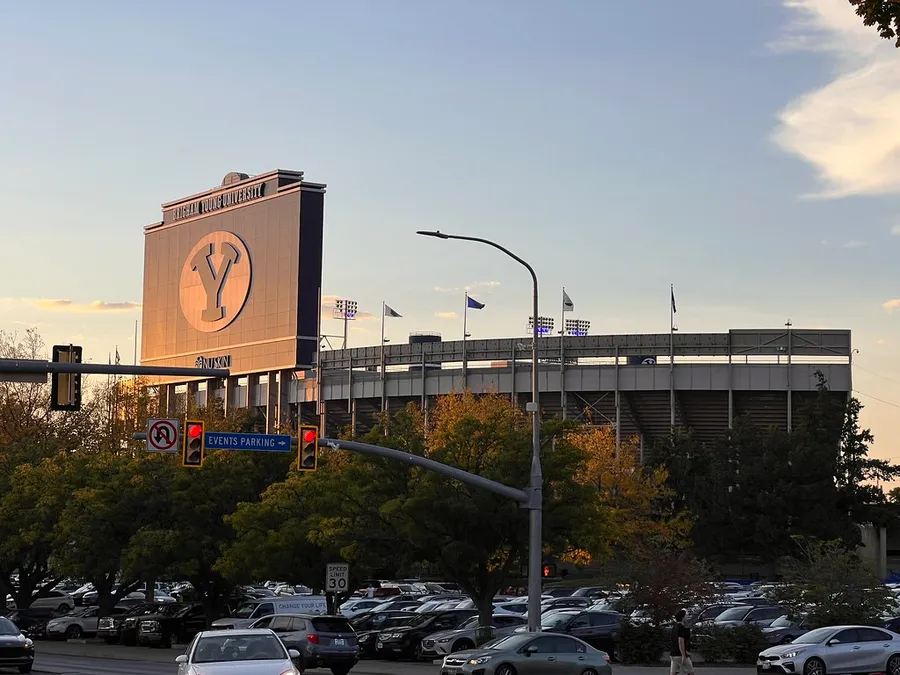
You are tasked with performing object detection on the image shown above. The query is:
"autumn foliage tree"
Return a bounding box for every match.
[566,426,692,559]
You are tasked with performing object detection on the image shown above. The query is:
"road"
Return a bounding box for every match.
[27,653,760,675]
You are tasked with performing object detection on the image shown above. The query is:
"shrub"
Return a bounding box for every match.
[617,621,669,664]
[693,624,768,664]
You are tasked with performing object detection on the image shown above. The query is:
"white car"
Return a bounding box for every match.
[339,599,382,617]
[8,590,74,612]
[176,629,301,675]
[46,606,99,640]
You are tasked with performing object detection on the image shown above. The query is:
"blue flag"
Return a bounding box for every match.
[467,296,485,310]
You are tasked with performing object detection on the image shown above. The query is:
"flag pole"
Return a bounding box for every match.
[669,284,675,428]
[462,292,469,385]
[560,287,566,414]
[380,302,389,417]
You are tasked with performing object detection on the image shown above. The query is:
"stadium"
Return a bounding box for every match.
[141,169,853,452]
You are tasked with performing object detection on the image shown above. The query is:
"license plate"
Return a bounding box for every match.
[762,663,771,670]
[376,641,383,649]
[334,638,345,646]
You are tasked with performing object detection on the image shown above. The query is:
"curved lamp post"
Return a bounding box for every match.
[416,230,543,632]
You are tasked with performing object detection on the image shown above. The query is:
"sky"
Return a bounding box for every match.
[1,0,899,462]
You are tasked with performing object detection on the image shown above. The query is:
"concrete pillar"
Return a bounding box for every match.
[223,376,238,416]
[165,384,177,417]
[187,382,199,413]
[319,399,327,438]
[266,371,278,433]
[247,373,260,409]
[278,369,292,428]
[881,527,888,580]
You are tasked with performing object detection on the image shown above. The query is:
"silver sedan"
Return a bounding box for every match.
[757,625,900,675]
[175,628,301,675]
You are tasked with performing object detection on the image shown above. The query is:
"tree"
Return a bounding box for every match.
[771,537,896,627]
[850,0,900,47]
[615,547,714,626]
[565,426,692,557]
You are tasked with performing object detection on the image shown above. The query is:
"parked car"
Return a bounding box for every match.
[539,597,593,613]
[5,608,67,640]
[355,615,416,658]
[338,599,383,618]
[440,632,612,675]
[136,603,207,648]
[376,610,477,660]
[108,602,173,646]
[420,613,527,658]
[250,613,358,674]
[174,629,301,675]
[762,615,812,646]
[537,609,624,656]
[211,595,327,630]
[757,625,900,675]
[685,603,749,627]
[0,615,35,673]
[709,605,785,628]
[18,591,72,613]
[45,606,100,640]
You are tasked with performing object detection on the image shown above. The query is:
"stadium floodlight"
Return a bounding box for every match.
[564,319,590,337]
[528,316,555,336]
[332,299,359,348]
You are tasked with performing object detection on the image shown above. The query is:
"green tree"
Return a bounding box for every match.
[309,394,610,631]
[850,0,900,47]
[772,537,895,627]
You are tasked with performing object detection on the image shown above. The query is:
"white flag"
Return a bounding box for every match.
[384,305,402,318]
[562,289,574,312]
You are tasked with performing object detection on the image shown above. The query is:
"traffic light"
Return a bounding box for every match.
[297,425,319,472]
[542,564,557,579]
[182,420,205,468]
[50,345,82,411]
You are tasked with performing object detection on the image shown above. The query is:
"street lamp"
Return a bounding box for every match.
[333,299,358,349]
[417,229,543,633]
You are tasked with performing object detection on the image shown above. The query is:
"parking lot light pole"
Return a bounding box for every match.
[416,230,543,633]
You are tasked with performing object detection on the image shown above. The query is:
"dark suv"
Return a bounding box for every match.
[251,613,359,675]
[375,610,477,660]
[136,603,206,648]
[542,609,624,655]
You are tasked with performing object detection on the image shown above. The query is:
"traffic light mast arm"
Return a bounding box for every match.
[320,437,529,504]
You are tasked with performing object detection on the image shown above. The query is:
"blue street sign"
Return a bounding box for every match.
[204,432,293,453]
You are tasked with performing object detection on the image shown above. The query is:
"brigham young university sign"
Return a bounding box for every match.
[179,231,252,333]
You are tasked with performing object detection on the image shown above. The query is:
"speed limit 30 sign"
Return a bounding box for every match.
[326,563,349,593]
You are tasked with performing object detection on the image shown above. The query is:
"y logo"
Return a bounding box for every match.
[180,232,252,333]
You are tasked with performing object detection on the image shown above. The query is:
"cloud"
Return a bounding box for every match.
[882,299,900,311]
[772,0,900,198]
[436,311,459,319]
[842,239,867,248]
[876,338,889,346]
[434,281,501,294]
[27,299,141,313]
[319,295,374,321]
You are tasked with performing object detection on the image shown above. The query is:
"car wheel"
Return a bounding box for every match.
[330,668,351,675]
[453,639,474,652]
[65,625,83,640]
[17,666,32,674]
[57,604,71,613]
[495,665,517,675]
[887,653,900,675]
[780,637,793,645]
[582,670,600,675]
[803,656,826,675]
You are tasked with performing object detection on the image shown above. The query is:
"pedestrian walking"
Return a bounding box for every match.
[670,608,694,675]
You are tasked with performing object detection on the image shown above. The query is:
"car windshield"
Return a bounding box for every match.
[541,611,574,628]
[193,634,287,663]
[716,607,751,621]
[481,634,534,651]
[769,616,792,628]
[794,628,836,645]
[0,618,19,635]
[232,603,258,619]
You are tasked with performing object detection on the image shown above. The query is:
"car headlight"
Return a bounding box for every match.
[23,640,33,650]
[469,655,493,665]
[438,637,450,643]
[358,634,369,642]
[280,670,296,675]
[782,650,805,659]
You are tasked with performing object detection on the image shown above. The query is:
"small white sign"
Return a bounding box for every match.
[326,562,349,593]
[147,418,180,453]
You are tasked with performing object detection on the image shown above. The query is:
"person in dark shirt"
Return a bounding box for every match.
[670,608,694,675]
